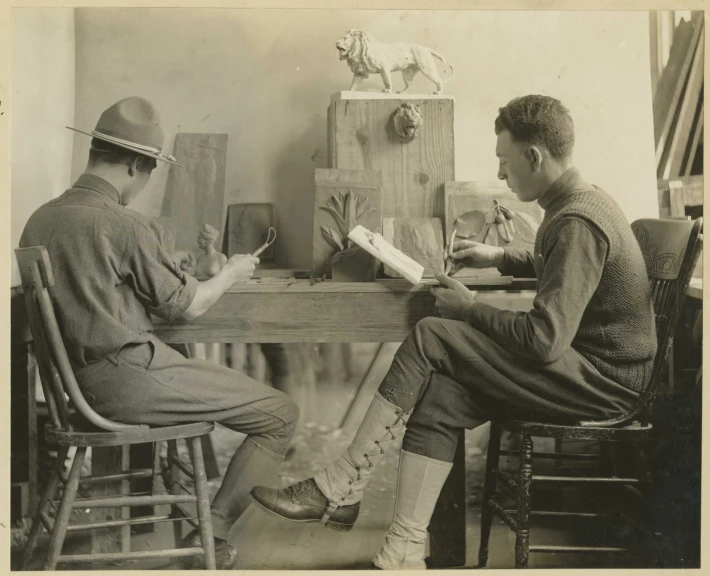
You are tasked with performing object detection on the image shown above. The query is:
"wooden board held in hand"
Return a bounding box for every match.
[162,133,228,251]
[348,225,424,285]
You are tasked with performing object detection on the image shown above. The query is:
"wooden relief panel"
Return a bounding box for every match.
[382,217,445,278]
[445,181,543,250]
[162,133,228,251]
[312,168,383,277]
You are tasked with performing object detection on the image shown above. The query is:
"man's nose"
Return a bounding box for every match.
[497,168,506,181]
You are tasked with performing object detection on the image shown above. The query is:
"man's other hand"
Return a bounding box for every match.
[172,250,198,275]
[431,273,478,320]
[451,240,504,271]
[224,254,260,283]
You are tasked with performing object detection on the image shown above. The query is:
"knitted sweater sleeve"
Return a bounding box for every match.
[499,246,536,277]
[467,218,608,363]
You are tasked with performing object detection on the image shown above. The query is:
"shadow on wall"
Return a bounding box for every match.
[271,111,329,269]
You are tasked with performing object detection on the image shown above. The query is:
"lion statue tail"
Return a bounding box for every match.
[430,50,455,83]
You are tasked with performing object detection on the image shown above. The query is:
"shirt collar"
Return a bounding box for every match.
[73,174,122,205]
[537,166,583,210]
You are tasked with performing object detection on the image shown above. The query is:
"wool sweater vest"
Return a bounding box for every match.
[534,170,657,392]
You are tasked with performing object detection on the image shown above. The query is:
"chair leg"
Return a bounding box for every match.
[20,446,70,570]
[167,440,183,546]
[188,436,216,570]
[515,434,533,569]
[478,422,502,568]
[44,446,87,571]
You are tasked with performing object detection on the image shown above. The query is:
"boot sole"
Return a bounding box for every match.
[249,493,356,532]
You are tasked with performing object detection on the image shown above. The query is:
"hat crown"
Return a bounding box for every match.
[94,97,165,152]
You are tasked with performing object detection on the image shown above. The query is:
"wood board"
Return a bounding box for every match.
[348,225,424,285]
[382,217,445,278]
[162,133,228,251]
[653,13,703,161]
[658,27,705,179]
[328,95,454,220]
[224,203,275,261]
[312,168,383,277]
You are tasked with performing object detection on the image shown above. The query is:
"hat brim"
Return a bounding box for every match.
[66,126,183,168]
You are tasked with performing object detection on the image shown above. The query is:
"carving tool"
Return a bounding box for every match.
[251,227,277,258]
[444,229,457,276]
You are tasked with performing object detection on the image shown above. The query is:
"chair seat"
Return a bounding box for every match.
[501,419,652,442]
[45,419,215,447]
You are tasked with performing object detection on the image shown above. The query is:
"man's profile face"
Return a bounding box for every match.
[496,130,536,202]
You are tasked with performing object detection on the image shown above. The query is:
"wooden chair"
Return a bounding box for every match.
[478,217,703,569]
[16,246,217,571]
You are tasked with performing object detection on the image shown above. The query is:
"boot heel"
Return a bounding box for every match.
[325,520,355,532]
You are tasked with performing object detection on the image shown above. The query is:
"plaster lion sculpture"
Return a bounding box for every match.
[336,29,454,95]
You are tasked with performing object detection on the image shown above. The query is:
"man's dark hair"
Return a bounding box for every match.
[88,137,141,166]
[494,95,575,160]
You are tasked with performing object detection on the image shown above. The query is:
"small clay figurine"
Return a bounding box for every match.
[194,224,228,279]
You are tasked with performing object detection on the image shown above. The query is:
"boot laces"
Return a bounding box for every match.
[291,479,317,498]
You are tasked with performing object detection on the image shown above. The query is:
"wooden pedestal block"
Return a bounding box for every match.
[327,92,455,220]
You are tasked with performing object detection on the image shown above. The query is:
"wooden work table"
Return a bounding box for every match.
[152,274,537,568]
[153,276,537,344]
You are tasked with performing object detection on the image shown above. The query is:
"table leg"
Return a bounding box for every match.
[338,343,387,430]
[428,429,467,567]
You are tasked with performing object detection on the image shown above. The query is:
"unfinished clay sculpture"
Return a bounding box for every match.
[335,29,454,94]
[194,224,228,279]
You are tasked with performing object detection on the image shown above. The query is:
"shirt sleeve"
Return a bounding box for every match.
[498,246,537,278]
[467,217,608,363]
[121,222,198,321]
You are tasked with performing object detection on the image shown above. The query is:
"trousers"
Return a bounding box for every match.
[76,334,299,538]
[378,317,639,462]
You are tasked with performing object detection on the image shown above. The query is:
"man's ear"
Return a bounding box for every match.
[527,146,542,171]
[128,155,141,177]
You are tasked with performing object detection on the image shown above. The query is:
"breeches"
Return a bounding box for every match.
[75,334,299,456]
[378,317,639,462]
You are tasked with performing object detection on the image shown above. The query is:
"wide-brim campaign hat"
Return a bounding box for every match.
[67,97,183,167]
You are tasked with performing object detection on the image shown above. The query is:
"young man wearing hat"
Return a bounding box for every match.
[20,97,299,569]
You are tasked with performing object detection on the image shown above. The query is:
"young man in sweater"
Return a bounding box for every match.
[250,95,657,570]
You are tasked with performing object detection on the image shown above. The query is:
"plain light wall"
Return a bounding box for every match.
[11,8,75,285]
[67,9,658,268]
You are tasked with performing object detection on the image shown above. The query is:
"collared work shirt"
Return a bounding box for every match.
[20,174,198,371]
